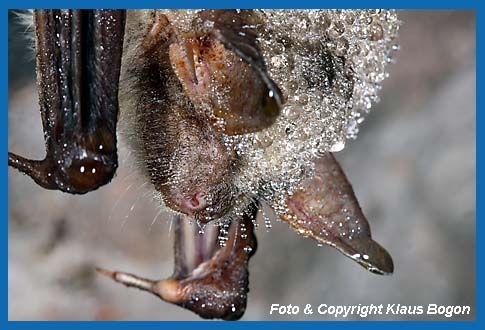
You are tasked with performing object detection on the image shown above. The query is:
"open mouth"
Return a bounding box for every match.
[97,202,258,320]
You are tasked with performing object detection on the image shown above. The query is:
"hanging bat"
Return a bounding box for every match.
[8,9,395,320]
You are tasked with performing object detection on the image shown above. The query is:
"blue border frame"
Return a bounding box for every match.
[2,0,481,329]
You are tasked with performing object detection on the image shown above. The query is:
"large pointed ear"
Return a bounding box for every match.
[168,9,283,135]
[8,10,126,194]
[198,10,283,106]
[280,153,394,275]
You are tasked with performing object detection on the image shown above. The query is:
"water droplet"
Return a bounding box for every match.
[255,133,273,148]
[334,37,349,56]
[369,23,384,41]
[327,21,345,38]
[330,140,346,152]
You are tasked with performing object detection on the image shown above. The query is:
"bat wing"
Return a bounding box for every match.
[9,10,126,194]
[281,153,394,275]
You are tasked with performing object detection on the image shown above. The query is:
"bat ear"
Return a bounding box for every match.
[169,10,283,135]
[201,10,283,106]
[200,10,284,105]
[280,153,394,275]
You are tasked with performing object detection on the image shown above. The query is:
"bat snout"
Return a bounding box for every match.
[182,192,207,212]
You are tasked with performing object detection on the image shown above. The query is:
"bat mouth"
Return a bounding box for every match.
[172,216,226,280]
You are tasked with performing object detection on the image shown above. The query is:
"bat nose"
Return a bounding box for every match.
[183,192,207,211]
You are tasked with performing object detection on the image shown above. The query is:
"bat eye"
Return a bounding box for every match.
[261,89,280,119]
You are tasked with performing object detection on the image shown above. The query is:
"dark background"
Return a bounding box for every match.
[8,10,476,320]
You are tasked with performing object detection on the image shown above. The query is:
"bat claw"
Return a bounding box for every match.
[97,203,258,320]
[95,267,115,279]
[96,267,157,294]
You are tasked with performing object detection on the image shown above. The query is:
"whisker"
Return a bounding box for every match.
[148,208,163,233]
[168,215,174,238]
[119,182,149,229]
[107,182,134,223]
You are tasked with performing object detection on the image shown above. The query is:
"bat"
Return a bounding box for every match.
[8,9,396,320]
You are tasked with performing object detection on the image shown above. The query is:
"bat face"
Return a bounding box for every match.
[9,9,399,320]
[118,10,285,224]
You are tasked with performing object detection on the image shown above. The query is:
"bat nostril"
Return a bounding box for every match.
[186,192,207,211]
